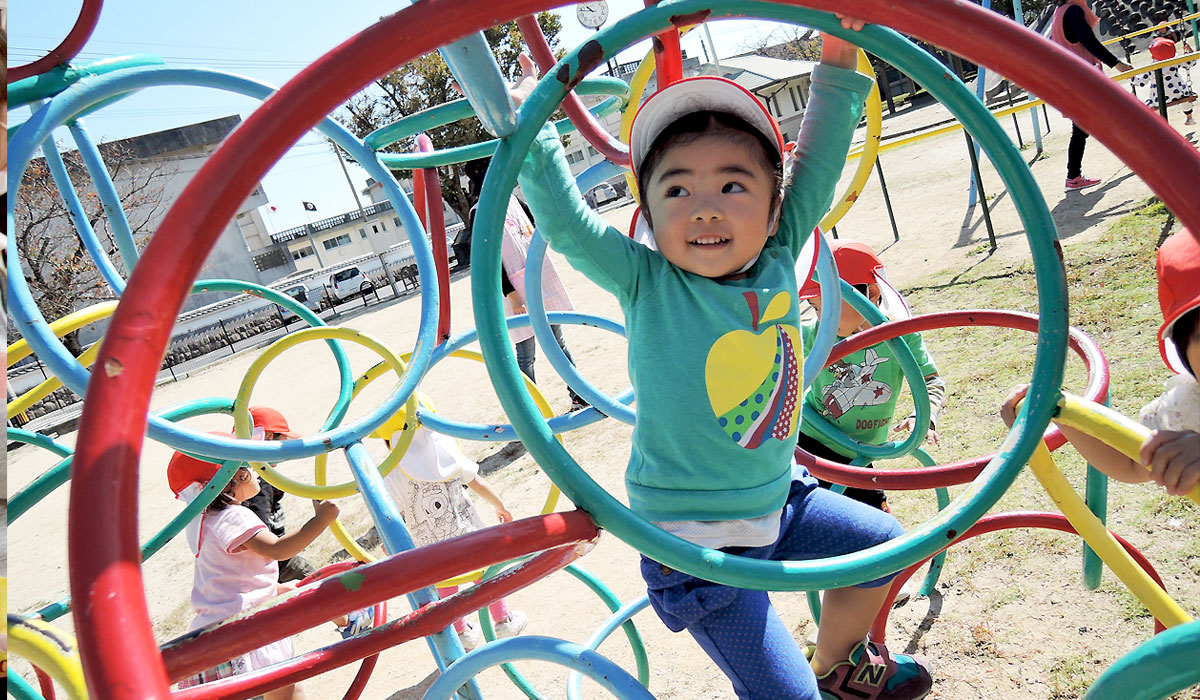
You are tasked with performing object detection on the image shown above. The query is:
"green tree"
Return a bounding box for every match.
[338,13,564,226]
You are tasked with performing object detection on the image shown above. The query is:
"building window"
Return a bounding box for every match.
[393,216,402,227]
[360,230,368,239]
[772,95,782,117]
[380,220,386,230]
[291,246,315,260]
[789,86,799,112]
[587,146,598,157]
[565,151,584,164]
[323,233,352,251]
[372,224,380,234]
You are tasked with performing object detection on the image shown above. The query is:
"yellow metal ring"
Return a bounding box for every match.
[7,616,89,700]
[324,347,563,573]
[231,326,418,499]
[7,301,118,419]
[6,301,118,367]
[818,49,882,232]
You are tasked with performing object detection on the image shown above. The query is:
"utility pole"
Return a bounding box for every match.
[333,142,399,296]
[702,22,721,69]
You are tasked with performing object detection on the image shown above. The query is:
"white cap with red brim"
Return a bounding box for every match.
[629,76,784,179]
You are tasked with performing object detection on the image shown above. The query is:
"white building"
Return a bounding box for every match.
[270,177,463,274]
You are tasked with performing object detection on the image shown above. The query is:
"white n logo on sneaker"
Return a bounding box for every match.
[853,662,887,688]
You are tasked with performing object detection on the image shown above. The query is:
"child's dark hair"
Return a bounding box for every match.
[636,111,783,228]
[205,469,243,512]
[1171,306,1199,377]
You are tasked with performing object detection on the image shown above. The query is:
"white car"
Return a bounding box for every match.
[278,283,326,319]
[588,183,621,208]
[328,266,374,303]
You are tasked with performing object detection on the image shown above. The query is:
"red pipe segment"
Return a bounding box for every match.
[67,2,1199,696]
[869,511,1170,642]
[798,310,1108,490]
[517,15,631,166]
[170,540,591,700]
[35,666,58,700]
[293,562,387,700]
[162,511,598,681]
[8,0,104,83]
[416,134,453,342]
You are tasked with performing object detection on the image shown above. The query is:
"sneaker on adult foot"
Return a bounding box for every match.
[816,639,932,700]
[1065,175,1101,191]
[457,620,482,651]
[1186,115,1197,126]
[494,610,529,638]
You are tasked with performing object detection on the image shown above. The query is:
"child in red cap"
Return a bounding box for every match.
[1131,30,1196,126]
[1002,228,1200,496]
[241,406,316,584]
[168,446,340,698]
[798,237,947,606]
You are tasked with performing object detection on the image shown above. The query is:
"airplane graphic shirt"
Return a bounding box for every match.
[800,321,938,453]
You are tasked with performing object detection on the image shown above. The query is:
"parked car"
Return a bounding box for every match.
[278,283,326,320]
[587,182,621,208]
[328,266,374,303]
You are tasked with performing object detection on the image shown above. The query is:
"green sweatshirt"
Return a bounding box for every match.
[517,64,874,522]
[800,321,938,454]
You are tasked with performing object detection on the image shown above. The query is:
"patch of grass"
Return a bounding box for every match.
[1047,654,1100,699]
[986,586,1023,612]
[1102,584,1155,623]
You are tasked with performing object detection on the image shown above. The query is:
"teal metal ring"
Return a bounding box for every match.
[373,78,629,170]
[474,0,1067,592]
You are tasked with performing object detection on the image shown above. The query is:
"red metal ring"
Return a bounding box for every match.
[798,310,1109,490]
[67,2,1198,696]
[416,134,453,342]
[869,511,1171,642]
[169,517,596,698]
[518,15,631,166]
[162,511,597,685]
[9,0,104,83]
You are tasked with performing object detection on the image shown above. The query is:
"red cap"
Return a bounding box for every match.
[1149,37,1177,62]
[798,238,884,299]
[249,406,300,438]
[1157,228,1200,373]
[167,432,233,496]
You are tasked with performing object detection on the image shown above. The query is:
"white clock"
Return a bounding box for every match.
[576,1,609,29]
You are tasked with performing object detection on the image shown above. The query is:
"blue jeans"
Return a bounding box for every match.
[514,324,580,402]
[640,474,905,700]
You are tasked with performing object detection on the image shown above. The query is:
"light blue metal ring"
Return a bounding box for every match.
[423,636,654,700]
[6,65,439,464]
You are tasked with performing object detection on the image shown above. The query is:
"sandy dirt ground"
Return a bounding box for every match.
[7,95,1199,699]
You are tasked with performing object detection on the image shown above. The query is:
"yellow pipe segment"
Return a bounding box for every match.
[1027,441,1193,628]
[1056,393,1200,504]
[7,616,90,700]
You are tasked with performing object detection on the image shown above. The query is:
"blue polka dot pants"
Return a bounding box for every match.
[641,476,905,700]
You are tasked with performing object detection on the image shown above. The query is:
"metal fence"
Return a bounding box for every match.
[7,276,416,433]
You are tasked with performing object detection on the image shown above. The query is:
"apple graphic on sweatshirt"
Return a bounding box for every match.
[705,291,801,448]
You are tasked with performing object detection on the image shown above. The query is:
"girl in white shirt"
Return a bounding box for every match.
[168,449,340,699]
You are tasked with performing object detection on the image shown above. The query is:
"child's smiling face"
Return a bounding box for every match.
[644,133,779,279]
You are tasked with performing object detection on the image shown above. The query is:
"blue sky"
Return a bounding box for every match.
[10,1,799,232]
